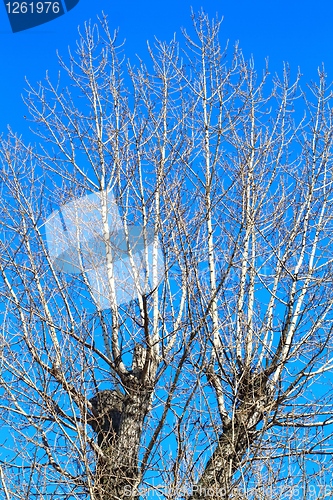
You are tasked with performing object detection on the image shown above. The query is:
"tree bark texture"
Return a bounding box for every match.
[89,344,153,499]
[189,370,274,500]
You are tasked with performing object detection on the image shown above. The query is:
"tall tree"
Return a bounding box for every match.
[1,11,333,500]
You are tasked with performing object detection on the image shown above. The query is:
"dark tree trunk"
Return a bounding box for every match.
[89,382,152,500]
[88,345,154,499]
[189,371,274,500]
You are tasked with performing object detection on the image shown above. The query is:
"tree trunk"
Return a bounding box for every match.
[89,344,153,499]
[89,381,152,500]
[189,371,273,500]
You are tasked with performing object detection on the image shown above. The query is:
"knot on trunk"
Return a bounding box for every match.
[89,389,125,447]
[235,370,271,416]
[131,343,147,379]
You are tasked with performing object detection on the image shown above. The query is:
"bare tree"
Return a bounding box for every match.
[1,11,333,500]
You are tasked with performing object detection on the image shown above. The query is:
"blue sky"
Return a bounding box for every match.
[1,0,333,136]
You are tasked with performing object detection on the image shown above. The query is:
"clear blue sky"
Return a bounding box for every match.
[1,0,333,135]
